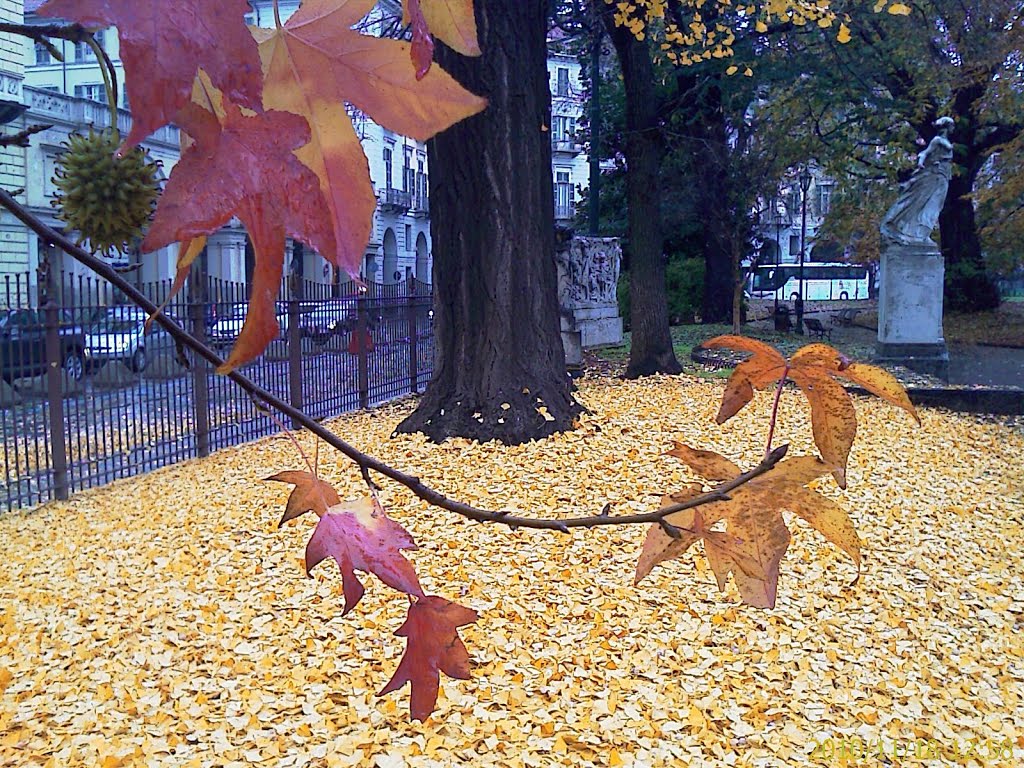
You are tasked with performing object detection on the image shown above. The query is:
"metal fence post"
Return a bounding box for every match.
[189,267,210,458]
[43,300,69,500]
[357,295,369,409]
[406,289,418,394]
[287,284,303,426]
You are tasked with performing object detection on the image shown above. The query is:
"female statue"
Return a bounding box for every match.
[879,117,954,247]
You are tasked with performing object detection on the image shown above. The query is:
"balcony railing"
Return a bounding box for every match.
[551,138,581,155]
[554,201,575,220]
[379,187,412,213]
[412,193,429,217]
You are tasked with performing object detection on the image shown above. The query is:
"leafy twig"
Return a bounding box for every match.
[0,187,787,533]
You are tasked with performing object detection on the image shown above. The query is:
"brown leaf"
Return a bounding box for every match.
[664,442,741,481]
[266,471,342,526]
[788,368,857,488]
[638,452,848,608]
[838,363,921,425]
[634,484,708,584]
[703,336,787,423]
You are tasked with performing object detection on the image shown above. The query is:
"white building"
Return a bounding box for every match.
[548,52,589,225]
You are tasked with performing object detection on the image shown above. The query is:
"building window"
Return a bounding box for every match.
[552,114,576,145]
[34,41,51,66]
[556,67,570,97]
[789,234,801,260]
[405,224,412,249]
[555,170,573,219]
[402,147,413,193]
[818,184,833,215]
[74,30,104,63]
[383,147,393,189]
[74,83,107,103]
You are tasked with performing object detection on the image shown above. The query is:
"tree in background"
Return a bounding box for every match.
[763,0,1023,311]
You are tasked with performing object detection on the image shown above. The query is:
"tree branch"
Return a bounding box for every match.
[0,187,788,532]
[0,124,51,148]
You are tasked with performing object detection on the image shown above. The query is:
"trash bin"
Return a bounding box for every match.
[774,305,792,332]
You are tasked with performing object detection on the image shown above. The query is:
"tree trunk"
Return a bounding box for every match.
[940,171,1001,313]
[395,0,581,445]
[697,84,734,325]
[603,15,681,378]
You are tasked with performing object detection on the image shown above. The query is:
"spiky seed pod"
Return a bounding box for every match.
[52,128,161,256]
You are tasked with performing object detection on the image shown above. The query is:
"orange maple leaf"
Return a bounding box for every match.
[702,336,920,487]
[266,470,342,527]
[637,443,862,608]
[403,0,481,78]
[251,0,486,278]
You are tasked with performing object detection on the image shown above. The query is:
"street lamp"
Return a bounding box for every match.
[796,167,812,335]
[772,202,786,317]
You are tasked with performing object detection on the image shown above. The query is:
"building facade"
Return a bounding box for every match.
[548,52,589,226]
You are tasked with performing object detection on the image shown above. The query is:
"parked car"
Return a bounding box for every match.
[0,308,86,382]
[207,302,289,348]
[83,306,179,372]
[297,297,359,340]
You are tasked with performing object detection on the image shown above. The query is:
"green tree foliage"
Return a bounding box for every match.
[760,0,1023,311]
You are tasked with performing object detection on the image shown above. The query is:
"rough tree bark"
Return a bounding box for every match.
[395,0,581,445]
[602,13,681,378]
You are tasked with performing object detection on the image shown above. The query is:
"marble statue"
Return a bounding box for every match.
[879,116,954,247]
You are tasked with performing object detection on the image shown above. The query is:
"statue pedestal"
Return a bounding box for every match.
[555,236,623,370]
[875,243,949,380]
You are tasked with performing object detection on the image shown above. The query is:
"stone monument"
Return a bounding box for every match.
[875,116,953,380]
[555,234,624,370]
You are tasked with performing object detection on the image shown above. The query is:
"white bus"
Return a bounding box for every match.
[745,262,870,301]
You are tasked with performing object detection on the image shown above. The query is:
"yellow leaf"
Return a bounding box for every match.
[726,65,738,75]
[755,20,768,32]
[887,2,912,13]
[837,22,852,42]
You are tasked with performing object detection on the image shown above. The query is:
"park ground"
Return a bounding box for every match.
[595,299,1024,388]
[1,370,1022,767]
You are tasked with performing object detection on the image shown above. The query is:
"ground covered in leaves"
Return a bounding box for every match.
[2,375,1022,767]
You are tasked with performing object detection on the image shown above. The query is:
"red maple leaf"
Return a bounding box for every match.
[266,470,342,527]
[141,96,335,372]
[380,595,478,721]
[304,497,424,615]
[403,0,481,78]
[37,0,262,148]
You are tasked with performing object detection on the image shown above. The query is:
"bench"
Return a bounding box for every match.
[830,308,859,327]
[805,317,832,341]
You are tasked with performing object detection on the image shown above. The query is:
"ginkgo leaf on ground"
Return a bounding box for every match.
[141,96,335,372]
[703,337,918,487]
[38,0,262,148]
[266,471,342,527]
[305,497,424,615]
[251,0,485,277]
[380,595,478,721]
[638,446,859,608]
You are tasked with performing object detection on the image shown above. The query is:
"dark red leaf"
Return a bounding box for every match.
[379,596,478,721]
[141,96,335,372]
[265,471,342,527]
[38,0,263,147]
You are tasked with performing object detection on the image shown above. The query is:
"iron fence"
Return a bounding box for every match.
[0,271,434,512]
